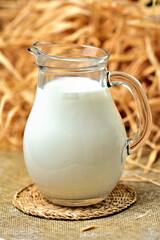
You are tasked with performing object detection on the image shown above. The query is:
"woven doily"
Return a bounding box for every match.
[13,183,136,220]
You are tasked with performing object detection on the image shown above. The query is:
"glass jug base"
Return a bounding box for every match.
[46,196,106,207]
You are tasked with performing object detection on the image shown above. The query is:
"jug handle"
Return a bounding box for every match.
[107,71,152,155]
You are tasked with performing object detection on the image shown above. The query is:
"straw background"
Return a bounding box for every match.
[0,0,160,182]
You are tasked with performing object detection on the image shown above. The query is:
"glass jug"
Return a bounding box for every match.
[23,42,152,206]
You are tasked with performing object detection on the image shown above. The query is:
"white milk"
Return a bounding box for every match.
[23,77,127,201]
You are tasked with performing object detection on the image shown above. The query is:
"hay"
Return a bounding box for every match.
[0,0,160,177]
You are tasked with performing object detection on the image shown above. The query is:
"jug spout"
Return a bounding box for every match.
[28,41,66,68]
[28,41,45,56]
[28,46,39,55]
[28,42,47,68]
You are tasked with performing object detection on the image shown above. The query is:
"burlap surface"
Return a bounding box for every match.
[0,151,160,240]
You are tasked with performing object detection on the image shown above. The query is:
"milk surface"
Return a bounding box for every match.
[23,77,127,200]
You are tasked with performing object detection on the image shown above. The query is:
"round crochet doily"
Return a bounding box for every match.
[13,183,136,220]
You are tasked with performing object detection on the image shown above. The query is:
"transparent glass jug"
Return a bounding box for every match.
[23,42,152,206]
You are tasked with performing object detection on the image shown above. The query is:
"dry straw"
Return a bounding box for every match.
[0,0,160,181]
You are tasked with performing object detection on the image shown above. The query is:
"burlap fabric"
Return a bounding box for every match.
[0,151,160,240]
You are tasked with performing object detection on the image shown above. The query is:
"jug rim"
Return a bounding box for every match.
[28,41,110,62]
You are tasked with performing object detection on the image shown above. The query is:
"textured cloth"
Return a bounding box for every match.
[0,151,160,240]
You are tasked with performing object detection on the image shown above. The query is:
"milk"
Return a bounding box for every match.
[23,77,127,201]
